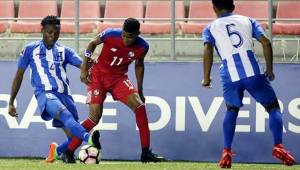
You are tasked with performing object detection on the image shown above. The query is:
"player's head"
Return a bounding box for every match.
[41,15,60,48]
[212,0,235,15]
[122,18,140,46]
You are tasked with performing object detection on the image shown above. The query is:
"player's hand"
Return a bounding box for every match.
[138,90,145,103]
[265,70,275,81]
[8,104,18,117]
[80,70,91,85]
[202,78,212,88]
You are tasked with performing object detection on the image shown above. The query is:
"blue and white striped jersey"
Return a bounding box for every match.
[203,13,265,83]
[18,40,82,95]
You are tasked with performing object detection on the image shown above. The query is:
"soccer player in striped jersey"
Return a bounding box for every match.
[201,0,295,168]
[8,16,100,163]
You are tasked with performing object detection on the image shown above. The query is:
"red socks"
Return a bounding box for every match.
[67,118,97,151]
[134,105,150,149]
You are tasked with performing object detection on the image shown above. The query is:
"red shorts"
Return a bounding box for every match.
[86,72,137,104]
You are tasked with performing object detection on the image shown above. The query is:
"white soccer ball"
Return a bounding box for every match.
[78,145,101,164]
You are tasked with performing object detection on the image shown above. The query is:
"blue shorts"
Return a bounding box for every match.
[36,91,79,128]
[222,75,278,108]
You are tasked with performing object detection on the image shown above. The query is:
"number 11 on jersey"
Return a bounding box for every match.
[110,56,123,66]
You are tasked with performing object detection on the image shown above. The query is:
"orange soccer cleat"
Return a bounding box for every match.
[45,142,58,163]
[272,144,295,166]
[219,148,234,168]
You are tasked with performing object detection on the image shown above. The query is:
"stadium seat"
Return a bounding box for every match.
[60,1,100,33]
[0,1,14,33]
[97,1,143,33]
[141,1,185,34]
[10,1,57,33]
[273,1,300,35]
[181,1,215,34]
[234,1,269,30]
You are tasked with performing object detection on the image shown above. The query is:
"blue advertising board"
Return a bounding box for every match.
[0,61,299,163]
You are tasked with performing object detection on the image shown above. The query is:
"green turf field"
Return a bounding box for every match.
[0,159,298,170]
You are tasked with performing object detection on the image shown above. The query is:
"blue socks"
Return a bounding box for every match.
[223,111,238,149]
[57,138,71,155]
[268,109,283,145]
[59,110,90,143]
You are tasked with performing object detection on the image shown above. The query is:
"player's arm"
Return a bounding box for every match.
[80,36,103,85]
[202,43,214,87]
[8,68,26,117]
[250,18,275,81]
[135,55,145,103]
[258,35,274,81]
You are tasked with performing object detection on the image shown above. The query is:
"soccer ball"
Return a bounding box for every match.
[78,145,101,164]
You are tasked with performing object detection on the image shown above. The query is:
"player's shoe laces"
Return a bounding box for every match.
[140,148,166,163]
[272,144,295,166]
[45,142,59,163]
[88,130,101,150]
[61,149,76,163]
[219,148,234,169]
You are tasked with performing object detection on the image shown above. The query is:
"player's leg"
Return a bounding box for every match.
[61,87,105,163]
[45,99,90,142]
[46,94,82,163]
[219,81,244,168]
[113,77,165,162]
[245,75,295,166]
[67,104,103,152]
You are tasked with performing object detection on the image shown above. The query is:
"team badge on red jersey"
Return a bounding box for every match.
[93,89,100,96]
[128,51,135,58]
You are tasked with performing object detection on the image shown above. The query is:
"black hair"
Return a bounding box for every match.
[41,15,60,27]
[123,18,140,34]
[212,0,235,12]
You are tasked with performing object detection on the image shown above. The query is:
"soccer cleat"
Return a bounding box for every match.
[45,142,58,163]
[61,149,76,164]
[272,144,295,166]
[88,130,101,150]
[219,148,234,168]
[140,148,166,163]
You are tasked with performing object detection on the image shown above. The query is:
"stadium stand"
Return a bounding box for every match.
[234,0,269,30]
[97,1,143,33]
[60,0,100,33]
[273,1,300,35]
[141,1,185,34]
[181,1,215,34]
[0,0,14,33]
[10,1,57,33]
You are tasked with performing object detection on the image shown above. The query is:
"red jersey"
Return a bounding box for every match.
[93,28,149,75]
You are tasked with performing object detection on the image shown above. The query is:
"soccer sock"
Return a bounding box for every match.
[57,138,71,156]
[268,109,283,145]
[134,105,150,149]
[68,118,97,151]
[59,110,90,142]
[223,111,238,149]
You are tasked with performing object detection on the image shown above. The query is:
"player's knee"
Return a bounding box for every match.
[127,93,143,110]
[59,110,74,121]
[264,100,280,113]
[226,104,240,114]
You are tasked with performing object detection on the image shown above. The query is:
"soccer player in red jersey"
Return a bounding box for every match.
[66,18,165,162]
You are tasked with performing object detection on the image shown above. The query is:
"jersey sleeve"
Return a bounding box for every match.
[99,28,113,43]
[249,18,265,40]
[65,47,82,67]
[142,41,149,55]
[17,47,30,70]
[202,25,215,46]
